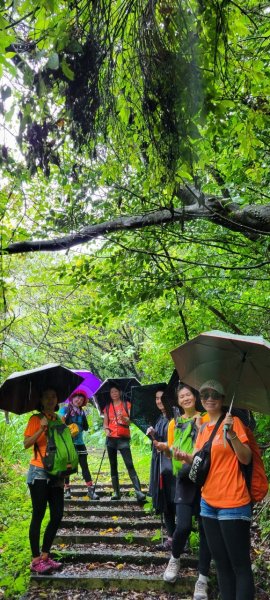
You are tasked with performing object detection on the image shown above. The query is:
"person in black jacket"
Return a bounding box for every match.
[147,389,175,551]
[59,389,99,500]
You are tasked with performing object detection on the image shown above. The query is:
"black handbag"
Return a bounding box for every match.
[188,416,224,487]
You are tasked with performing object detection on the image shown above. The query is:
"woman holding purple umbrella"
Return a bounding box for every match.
[59,389,99,500]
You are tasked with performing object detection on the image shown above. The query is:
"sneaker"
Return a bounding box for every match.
[64,488,71,499]
[30,558,52,574]
[87,487,99,500]
[46,557,62,570]
[193,579,208,600]
[163,555,180,583]
[155,539,172,551]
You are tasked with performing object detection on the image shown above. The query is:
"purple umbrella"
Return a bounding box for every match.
[66,370,102,402]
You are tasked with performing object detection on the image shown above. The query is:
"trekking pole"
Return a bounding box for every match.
[159,451,164,544]
[93,445,107,492]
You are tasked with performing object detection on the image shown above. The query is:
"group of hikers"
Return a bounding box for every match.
[23,378,267,600]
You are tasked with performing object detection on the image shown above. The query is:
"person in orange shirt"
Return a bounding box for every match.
[103,385,145,501]
[176,380,254,600]
[24,388,64,574]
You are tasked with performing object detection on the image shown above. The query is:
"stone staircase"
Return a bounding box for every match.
[25,481,198,599]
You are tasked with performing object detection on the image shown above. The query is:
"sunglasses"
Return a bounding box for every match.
[200,390,223,401]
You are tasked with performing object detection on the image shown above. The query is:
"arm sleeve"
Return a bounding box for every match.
[24,415,41,437]
[167,419,175,447]
[82,412,89,431]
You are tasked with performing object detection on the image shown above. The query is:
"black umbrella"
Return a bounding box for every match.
[93,377,141,414]
[130,383,168,433]
[0,364,83,415]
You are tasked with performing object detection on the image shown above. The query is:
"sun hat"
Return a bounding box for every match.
[69,389,88,406]
[199,380,225,396]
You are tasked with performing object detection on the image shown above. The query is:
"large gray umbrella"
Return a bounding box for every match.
[0,364,83,414]
[171,330,270,414]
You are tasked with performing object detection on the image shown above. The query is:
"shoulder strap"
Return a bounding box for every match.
[207,415,224,448]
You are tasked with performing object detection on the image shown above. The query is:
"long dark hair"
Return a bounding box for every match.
[176,383,203,415]
[157,389,174,421]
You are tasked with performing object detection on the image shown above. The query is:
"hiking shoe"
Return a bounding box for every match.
[64,488,71,499]
[193,579,208,599]
[46,557,62,570]
[155,539,172,551]
[30,558,52,574]
[163,556,180,583]
[111,492,121,500]
[87,487,99,500]
[135,490,146,502]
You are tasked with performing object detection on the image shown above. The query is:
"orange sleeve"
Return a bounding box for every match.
[167,419,175,447]
[24,415,47,468]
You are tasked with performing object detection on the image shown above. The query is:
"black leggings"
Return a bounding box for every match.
[172,503,211,577]
[202,517,254,600]
[28,479,64,557]
[107,445,138,479]
[163,502,176,538]
[65,444,92,485]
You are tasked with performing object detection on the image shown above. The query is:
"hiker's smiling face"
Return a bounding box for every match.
[72,394,86,408]
[155,391,165,411]
[177,386,196,411]
[41,388,58,413]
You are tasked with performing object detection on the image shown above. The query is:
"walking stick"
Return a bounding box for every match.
[159,451,164,544]
[93,445,107,492]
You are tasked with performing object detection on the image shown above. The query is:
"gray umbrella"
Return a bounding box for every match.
[171,330,270,414]
[0,363,83,414]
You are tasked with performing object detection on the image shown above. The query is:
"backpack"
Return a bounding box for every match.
[36,413,78,478]
[172,417,198,476]
[240,427,268,503]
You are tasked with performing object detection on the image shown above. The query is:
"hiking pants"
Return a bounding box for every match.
[163,502,176,538]
[107,443,138,480]
[65,444,92,486]
[172,503,211,577]
[202,517,254,600]
[28,479,64,557]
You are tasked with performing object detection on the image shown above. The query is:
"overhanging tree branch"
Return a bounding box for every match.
[3,199,270,255]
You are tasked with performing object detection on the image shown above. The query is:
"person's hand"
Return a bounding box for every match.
[223,413,235,437]
[104,427,110,437]
[146,426,155,437]
[122,415,130,424]
[40,416,48,431]
[173,448,188,462]
[153,441,167,452]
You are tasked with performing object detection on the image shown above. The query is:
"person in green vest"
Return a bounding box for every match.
[154,383,211,600]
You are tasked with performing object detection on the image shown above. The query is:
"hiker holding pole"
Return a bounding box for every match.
[147,389,175,551]
[103,384,146,501]
[155,383,211,600]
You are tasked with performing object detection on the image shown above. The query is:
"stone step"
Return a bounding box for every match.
[67,489,148,497]
[55,532,161,545]
[57,547,198,568]
[64,498,145,507]
[61,518,159,530]
[64,507,150,518]
[30,569,196,594]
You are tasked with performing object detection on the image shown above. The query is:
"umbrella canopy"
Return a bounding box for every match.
[171,330,270,414]
[68,370,102,401]
[93,377,141,414]
[0,364,83,415]
[130,383,167,433]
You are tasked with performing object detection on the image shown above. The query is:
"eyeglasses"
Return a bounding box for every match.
[200,390,223,401]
